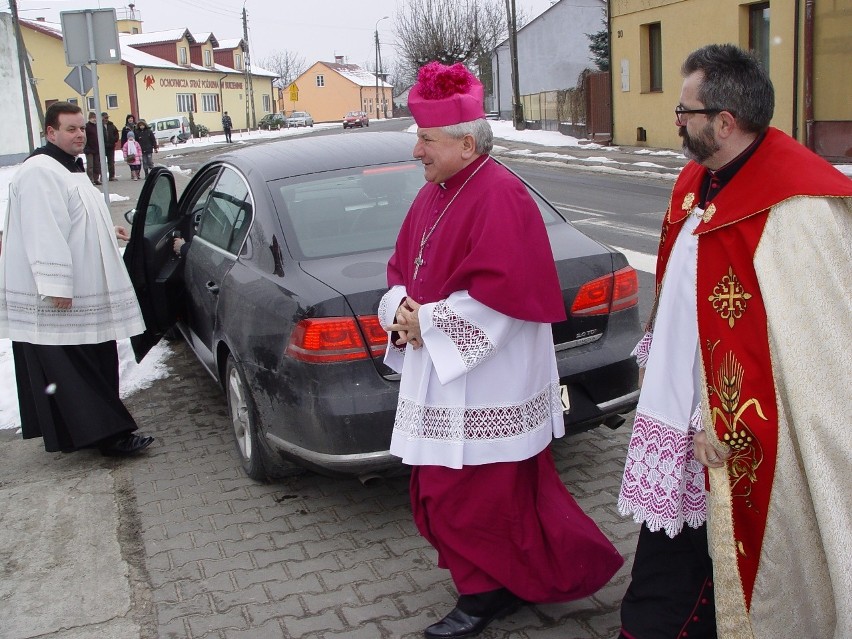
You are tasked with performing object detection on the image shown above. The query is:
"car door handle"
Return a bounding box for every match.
[205,281,220,295]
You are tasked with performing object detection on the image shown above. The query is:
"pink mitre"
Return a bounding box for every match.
[408,61,485,128]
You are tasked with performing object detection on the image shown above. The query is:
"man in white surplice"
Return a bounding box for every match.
[0,102,154,457]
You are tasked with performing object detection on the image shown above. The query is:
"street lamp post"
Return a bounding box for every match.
[375,15,389,121]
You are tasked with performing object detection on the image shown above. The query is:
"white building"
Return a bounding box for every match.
[491,0,605,119]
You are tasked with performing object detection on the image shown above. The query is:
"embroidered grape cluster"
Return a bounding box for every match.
[722,429,753,451]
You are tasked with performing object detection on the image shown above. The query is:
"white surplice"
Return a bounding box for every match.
[618,213,707,538]
[0,154,145,344]
[378,288,564,469]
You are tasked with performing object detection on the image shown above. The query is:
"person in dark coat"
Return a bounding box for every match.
[101,112,120,181]
[83,111,101,185]
[120,113,136,147]
[134,119,159,178]
[222,111,233,143]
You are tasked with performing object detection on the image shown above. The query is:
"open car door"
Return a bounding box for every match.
[123,166,184,363]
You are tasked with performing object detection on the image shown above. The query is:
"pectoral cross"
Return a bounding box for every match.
[413,254,425,279]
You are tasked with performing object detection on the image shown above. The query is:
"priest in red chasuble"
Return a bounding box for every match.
[379,61,623,638]
[617,44,852,639]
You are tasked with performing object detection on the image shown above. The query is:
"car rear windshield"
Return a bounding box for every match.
[271,162,564,260]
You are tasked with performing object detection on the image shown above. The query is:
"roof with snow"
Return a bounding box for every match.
[20,19,271,76]
[215,38,244,51]
[323,62,392,89]
[122,29,196,46]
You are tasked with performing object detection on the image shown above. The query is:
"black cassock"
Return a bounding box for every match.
[12,341,138,452]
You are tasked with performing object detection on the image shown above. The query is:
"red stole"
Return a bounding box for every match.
[388,155,566,323]
[655,128,852,610]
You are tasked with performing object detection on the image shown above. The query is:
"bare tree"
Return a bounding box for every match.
[394,0,513,82]
[258,50,307,88]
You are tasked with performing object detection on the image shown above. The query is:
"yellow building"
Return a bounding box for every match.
[610,0,852,159]
[283,57,393,124]
[20,12,276,135]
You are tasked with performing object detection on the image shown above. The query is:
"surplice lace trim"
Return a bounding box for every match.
[431,300,495,370]
[394,382,562,441]
[618,409,707,538]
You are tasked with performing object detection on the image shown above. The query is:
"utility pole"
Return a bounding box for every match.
[374,16,388,121]
[10,0,40,151]
[242,7,256,129]
[505,0,524,129]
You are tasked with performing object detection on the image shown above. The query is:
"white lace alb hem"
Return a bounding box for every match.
[618,409,707,538]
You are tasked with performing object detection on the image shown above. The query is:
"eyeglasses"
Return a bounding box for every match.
[675,105,726,125]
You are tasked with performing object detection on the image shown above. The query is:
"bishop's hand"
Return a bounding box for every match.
[388,298,423,349]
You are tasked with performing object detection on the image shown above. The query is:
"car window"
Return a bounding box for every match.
[144,172,178,228]
[181,167,220,229]
[273,162,423,259]
[196,167,253,254]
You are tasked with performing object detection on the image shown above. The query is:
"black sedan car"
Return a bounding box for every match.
[123,132,641,480]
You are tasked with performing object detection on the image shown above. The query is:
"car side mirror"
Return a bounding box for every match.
[125,209,135,224]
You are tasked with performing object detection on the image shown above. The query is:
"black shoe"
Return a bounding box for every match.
[100,433,154,457]
[424,598,522,638]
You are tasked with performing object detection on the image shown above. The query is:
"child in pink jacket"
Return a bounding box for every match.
[122,130,143,180]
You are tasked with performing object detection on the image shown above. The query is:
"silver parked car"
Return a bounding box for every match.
[286,111,314,127]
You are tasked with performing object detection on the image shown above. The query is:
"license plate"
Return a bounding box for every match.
[559,384,571,413]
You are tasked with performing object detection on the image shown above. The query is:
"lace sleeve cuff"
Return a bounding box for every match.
[632,330,653,368]
[689,403,703,432]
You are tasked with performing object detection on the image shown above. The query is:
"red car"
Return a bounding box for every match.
[342,111,369,128]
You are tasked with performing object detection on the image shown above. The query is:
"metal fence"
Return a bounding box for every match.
[495,71,612,142]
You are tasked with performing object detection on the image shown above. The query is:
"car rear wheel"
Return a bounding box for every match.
[225,354,268,480]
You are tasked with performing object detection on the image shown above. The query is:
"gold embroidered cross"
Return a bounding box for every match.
[709,267,752,328]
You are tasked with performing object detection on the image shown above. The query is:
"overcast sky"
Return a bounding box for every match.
[12,0,568,71]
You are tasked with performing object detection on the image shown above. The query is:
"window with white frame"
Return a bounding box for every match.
[262,94,271,112]
[235,53,242,70]
[106,94,119,109]
[179,46,188,65]
[87,96,96,111]
[316,74,325,87]
[176,93,196,112]
[67,98,78,106]
[204,49,212,67]
[201,93,220,112]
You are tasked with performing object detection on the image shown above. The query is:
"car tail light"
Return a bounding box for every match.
[286,315,387,363]
[610,266,639,312]
[571,266,638,316]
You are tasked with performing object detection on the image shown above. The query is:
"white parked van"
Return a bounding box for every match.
[148,115,191,145]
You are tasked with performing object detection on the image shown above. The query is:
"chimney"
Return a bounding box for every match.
[334,55,345,64]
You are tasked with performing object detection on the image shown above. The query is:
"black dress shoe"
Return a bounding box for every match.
[424,599,522,638]
[100,433,154,457]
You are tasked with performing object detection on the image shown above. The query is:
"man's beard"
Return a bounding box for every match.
[679,123,720,164]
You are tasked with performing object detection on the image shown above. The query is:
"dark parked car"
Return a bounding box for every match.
[343,111,369,128]
[123,132,641,481]
[259,113,288,130]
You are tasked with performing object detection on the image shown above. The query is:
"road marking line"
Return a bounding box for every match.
[572,217,661,239]
[552,203,605,217]
[610,246,657,274]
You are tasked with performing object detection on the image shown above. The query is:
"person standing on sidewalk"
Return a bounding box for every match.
[120,113,136,147]
[222,111,233,143]
[122,130,143,181]
[101,112,119,181]
[379,62,623,639]
[134,119,158,178]
[617,43,852,639]
[83,111,101,185]
[0,102,154,457]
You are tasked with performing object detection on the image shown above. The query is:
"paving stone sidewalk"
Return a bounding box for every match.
[117,340,640,639]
